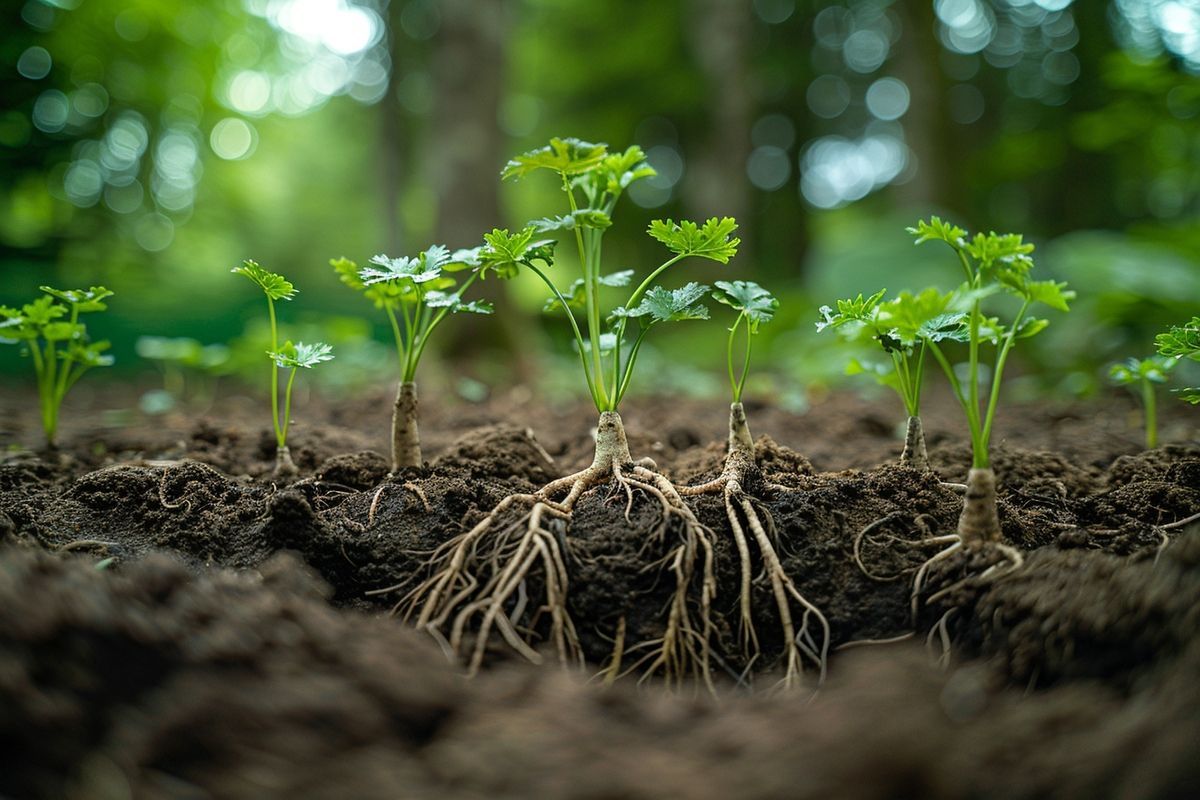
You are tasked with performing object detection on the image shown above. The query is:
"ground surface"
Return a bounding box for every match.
[1,384,1198,798]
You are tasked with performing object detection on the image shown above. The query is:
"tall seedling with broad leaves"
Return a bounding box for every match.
[0,287,114,447]
[233,261,333,475]
[676,280,829,685]
[910,218,1073,547]
[402,138,745,688]
[333,246,494,473]
[816,288,959,470]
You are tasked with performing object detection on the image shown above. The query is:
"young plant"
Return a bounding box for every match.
[333,246,493,472]
[403,138,746,686]
[1108,356,1175,449]
[1156,317,1200,404]
[232,260,333,475]
[0,286,114,447]
[910,217,1074,545]
[678,280,829,684]
[817,287,958,470]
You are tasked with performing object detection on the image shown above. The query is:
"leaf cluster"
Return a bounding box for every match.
[268,340,335,369]
[232,260,296,301]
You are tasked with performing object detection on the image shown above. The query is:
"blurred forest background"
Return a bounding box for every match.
[2,0,1199,410]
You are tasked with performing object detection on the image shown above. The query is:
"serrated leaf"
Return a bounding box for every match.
[815,289,886,333]
[916,312,969,343]
[1156,317,1200,361]
[1013,317,1049,339]
[21,296,67,327]
[648,217,740,263]
[232,260,296,301]
[40,286,113,313]
[424,291,494,315]
[42,322,82,343]
[501,137,608,180]
[65,339,113,368]
[530,209,613,233]
[361,244,451,286]
[1176,387,1200,404]
[268,341,334,369]
[478,227,554,279]
[907,216,966,247]
[712,280,778,328]
[444,246,485,272]
[612,283,710,323]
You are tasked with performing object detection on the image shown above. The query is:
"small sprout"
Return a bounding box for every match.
[1109,356,1174,448]
[1156,317,1200,404]
[711,279,778,406]
[0,286,114,447]
[333,242,498,472]
[233,260,329,475]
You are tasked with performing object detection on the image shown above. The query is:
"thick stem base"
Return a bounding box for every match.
[392,381,422,473]
[958,467,1001,544]
[900,415,930,471]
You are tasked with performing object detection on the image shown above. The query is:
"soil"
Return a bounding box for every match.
[1,384,1198,798]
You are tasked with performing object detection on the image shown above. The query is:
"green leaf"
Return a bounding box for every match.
[648,217,740,263]
[232,260,296,301]
[907,217,966,247]
[576,332,618,356]
[478,227,556,279]
[268,341,334,369]
[1109,356,1175,386]
[598,145,656,193]
[612,283,710,323]
[444,246,485,272]
[1013,317,1050,339]
[501,137,608,180]
[880,288,955,344]
[42,322,82,343]
[65,339,113,369]
[815,289,887,334]
[1176,387,1200,404]
[21,296,67,327]
[916,312,969,343]
[531,209,613,233]
[424,291,494,315]
[361,244,451,286]
[966,231,1035,270]
[1156,317,1200,361]
[233,261,295,301]
[40,286,113,313]
[712,280,779,329]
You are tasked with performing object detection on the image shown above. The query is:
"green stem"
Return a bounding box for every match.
[267,296,283,447]
[408,272,481,380]
[564,173,607,402]
[1143,378,1158,449]
[979,299,1030,462]
[280,366,298,446]
[735,314,753,403]
[616,322,656,404]
[913,341,927,412]
[526,261,601,409]
[928,341,974,425]
[727,313,743,402]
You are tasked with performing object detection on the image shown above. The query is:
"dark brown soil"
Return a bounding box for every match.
[1,386,1198,797]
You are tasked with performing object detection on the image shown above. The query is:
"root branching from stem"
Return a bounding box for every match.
[386,411,715,681]
[671,404,831,689]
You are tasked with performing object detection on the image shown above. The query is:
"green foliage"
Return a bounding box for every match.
[1156,317,1200,403]
[231,260,296,301]
[501,137,609,181]
[647,218,741,264]
[710,280,778,404]
[0,286,114,445]
[335,240,500,386]
[1109,355,1175,447]
[495,136,740,412]
[712,280,779,331]
[269,341,335,370]
[912,218,1074,468]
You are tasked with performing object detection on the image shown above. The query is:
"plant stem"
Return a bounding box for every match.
[979,299,1030,462]
[563,174,607,404]
[526,261,600,409]
[267,296,283,447]
[616,322,655,405]
[727,313,742,402]
[392,380,422,470]
[1143,377,1158,449]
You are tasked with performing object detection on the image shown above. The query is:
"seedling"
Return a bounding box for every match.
[678,280,829,684]
[0,286,114,447]
[817,287,958,470]
[910,217,1073,546]
[1108,356,1175,448]
[232,260,333,475]
[401,138,745,686]
[333,246,493,472]
[1156,317,1200,404]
